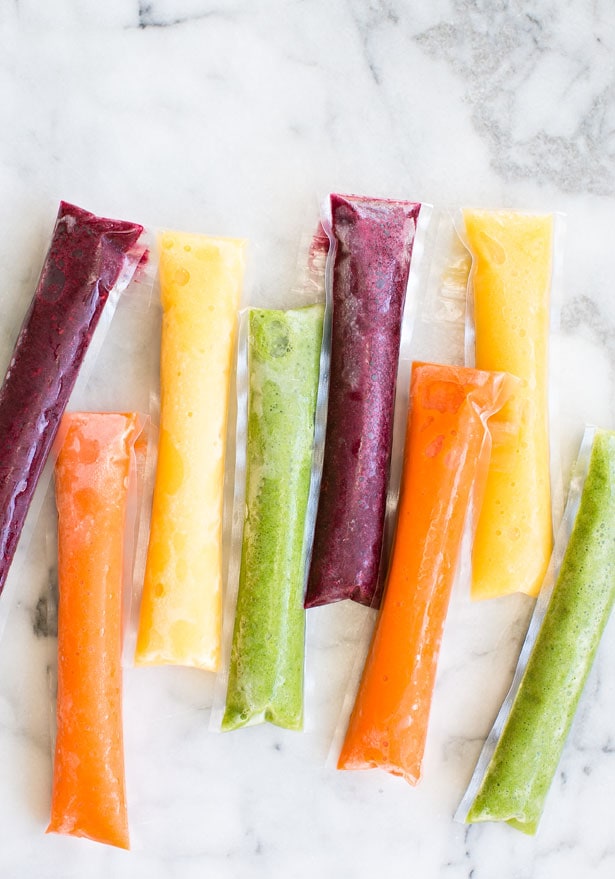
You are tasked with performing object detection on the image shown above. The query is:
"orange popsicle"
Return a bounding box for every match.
[464,210,553,599]
[338,363,515,784]
[136,231,245,670]
[47,412,139,849]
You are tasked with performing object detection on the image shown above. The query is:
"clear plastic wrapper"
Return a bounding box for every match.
[212,228,329,732]
[220,305,324,730]
[135,230,246,672]
[337,363,517,783]
[305,193,425,609]
[459,209,564,600]
[48,412,142,850]
[0,201,145,625]
[457,426,615,833]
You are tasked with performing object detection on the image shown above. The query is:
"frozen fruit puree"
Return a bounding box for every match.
[0,201,143,598]
[305,193,421,609]
[338,363,515,783]
[465,429,615,833]
[136,230,245,671]
[48,412,139,850]
[223,305,323,730]
[464,210,553,600]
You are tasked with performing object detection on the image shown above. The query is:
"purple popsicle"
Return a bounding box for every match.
[0,201,143,596]
[305,193,421,609]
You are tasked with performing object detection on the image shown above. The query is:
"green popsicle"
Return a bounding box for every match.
[466,429,615,833]
[222,304,324,731]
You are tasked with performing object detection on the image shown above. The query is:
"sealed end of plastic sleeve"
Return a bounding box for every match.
[128,228,158,306]
[409,209,470,365]
[123,417,158,666]
[454,424,596,824]
[122,416,150,666]
[68,228,152,408]
[398,204,435,362]
[451,208,478,371]
[300,212,333,600]
[0,459,54,643]
[290,223,329,308]
[457,213,476,371]
[210,309,250,731]
[325,603,379,769]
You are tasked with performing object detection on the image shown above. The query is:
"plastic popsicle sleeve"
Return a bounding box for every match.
[458,426,615,834]
[135,230,246,671]
[337,362,517,783]
[305,193,423,610]
[0,201,144,608]
[462,210,555,600]
[222,305,324,731]
[47,412,141,850]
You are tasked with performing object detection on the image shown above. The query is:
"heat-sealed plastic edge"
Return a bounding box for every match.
[210,309,250,731]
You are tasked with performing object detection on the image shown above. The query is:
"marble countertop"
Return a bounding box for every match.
[2,1,615,877]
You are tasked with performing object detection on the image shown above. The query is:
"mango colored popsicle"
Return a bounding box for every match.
[0,202,143,598]
[464,429,615,833]
[223,305,324,731]
[338,363,515,783]
[136,231,245,671]
[48,412,139,850]
[305,194,421,609]
[464,210,553,599]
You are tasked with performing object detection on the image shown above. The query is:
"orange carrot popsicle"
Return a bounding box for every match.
[136,231,245,671]
[47,412,140,850]
[338,363,516,784]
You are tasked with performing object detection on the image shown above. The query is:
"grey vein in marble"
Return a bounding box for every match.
[134,0,235,29]
[416,0,615,195]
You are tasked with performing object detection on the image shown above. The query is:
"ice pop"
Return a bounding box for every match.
[48,412,139,849]
[136,231,245,671]
[223,305,323,730]
[305,194,421,609]
[0,202,143,599]
[463,429,615,833]
[464,210,553,600]
[338,363,515,782]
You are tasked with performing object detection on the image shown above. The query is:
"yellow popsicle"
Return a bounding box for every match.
[136,230,245,670]
[464,210,553,600]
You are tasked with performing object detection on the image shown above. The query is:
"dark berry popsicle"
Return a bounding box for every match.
[305,194,421,608]
[0,201,143,596]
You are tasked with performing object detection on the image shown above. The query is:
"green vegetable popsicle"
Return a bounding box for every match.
[222,304,324,731]
[463,428,615,833]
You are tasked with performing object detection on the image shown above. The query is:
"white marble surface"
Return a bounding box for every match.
[1,1,615,876]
